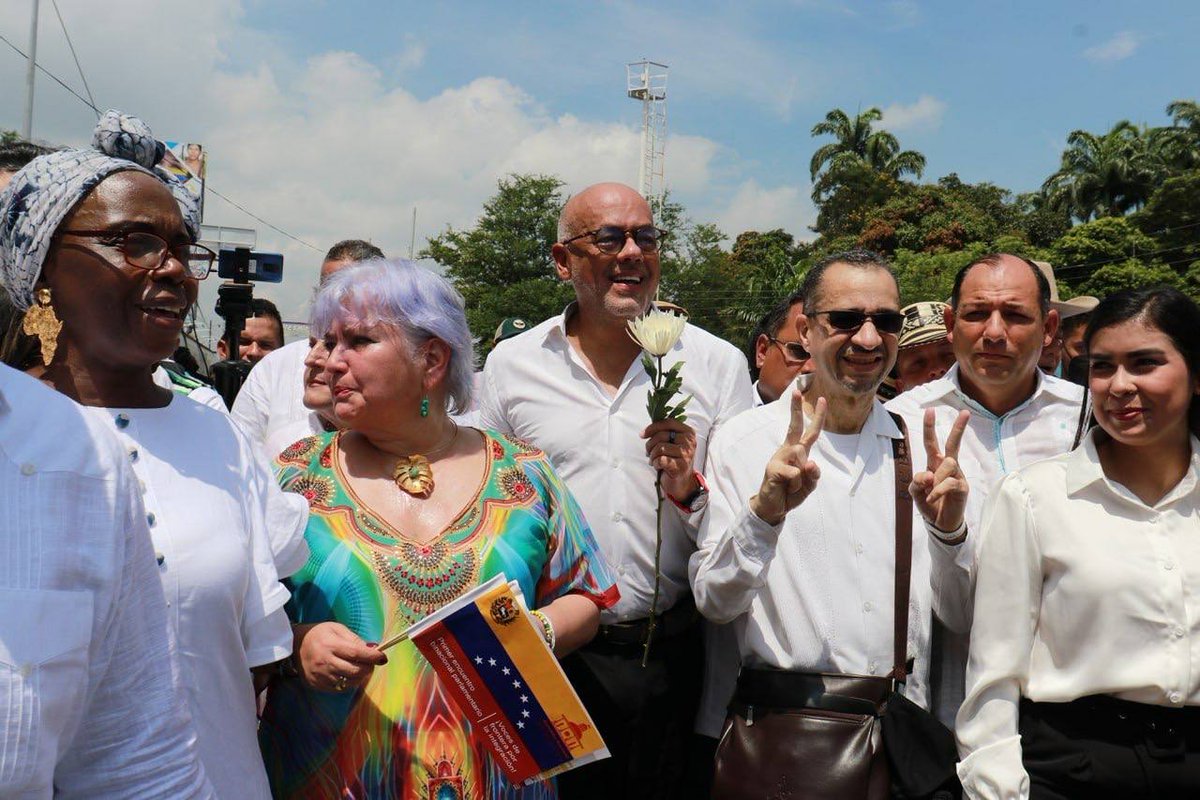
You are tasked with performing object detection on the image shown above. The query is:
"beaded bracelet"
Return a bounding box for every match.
[531,609,556,651]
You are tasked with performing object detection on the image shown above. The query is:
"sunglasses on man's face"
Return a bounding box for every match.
[811,309,905,335]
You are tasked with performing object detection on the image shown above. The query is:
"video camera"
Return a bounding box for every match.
[211,247,284,408]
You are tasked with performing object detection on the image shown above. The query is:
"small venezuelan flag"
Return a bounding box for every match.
[407,575,609,786]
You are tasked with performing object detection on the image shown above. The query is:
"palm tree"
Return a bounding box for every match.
[808,107,926,203]
[1041,121,1162,221]
[1158,100,1200,171]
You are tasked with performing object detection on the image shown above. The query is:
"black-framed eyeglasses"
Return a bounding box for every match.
[811,309,905,335]
[560,225,667,255]
[58,229,216,279]
[767,336,808,363]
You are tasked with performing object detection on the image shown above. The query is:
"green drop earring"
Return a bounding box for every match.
[419,396,430,417]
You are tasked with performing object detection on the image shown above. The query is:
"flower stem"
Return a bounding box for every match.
[643,353,667,667]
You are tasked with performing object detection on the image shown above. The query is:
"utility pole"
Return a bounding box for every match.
[22,0,39,139]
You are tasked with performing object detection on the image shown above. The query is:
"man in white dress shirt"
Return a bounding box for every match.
[886,253,1085,729]
[0,363,213,799]
[478,182,751,799]
[748,290,810,406]
[232,239,383,457]
[691,250,970,799]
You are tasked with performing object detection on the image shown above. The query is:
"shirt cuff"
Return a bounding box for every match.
[732,506,784,564]
[924,518,967,546]
[957,735,1030,800]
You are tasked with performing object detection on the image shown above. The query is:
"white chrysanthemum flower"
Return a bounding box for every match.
[627,306,687,356]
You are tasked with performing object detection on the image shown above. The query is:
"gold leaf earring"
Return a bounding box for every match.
[21,287,63,366]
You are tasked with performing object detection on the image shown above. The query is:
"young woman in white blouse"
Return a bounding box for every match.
[957,286,1200,799]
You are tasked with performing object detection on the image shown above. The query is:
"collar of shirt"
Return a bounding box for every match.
[935,362,1077,421]
[1066,428,1200,506]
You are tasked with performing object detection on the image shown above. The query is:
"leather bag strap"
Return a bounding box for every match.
[888,412,913,682]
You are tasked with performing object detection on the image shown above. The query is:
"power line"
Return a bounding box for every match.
[49,0,96,112]
[0,29,97,114]
[1,29,320,252]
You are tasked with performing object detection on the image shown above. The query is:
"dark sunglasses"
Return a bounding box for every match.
[811,309,905,335]
[560,225,666,255]
[767,336,808,363]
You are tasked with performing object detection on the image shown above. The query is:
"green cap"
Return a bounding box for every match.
[493,317,530,345]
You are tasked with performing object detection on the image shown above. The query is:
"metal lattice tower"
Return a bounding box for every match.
[626,61,668,205]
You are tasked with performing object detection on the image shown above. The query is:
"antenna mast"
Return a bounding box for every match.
[626,60,668,206]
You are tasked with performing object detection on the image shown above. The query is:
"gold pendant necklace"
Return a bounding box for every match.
[392,421,458,498]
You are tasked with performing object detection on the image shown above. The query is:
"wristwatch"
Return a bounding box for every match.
[669,471,710,514]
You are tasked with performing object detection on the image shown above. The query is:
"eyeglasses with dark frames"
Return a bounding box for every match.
[766,335,809,364]
[58,229,217,279]
[811,309,905,335]
[560,225,667,255]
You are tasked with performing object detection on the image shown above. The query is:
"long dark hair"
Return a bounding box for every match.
[1083,286,1200,437]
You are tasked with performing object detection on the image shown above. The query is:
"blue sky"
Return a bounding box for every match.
[2,0,1198,323]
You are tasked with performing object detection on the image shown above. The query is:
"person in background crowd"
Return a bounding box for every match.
[1060,296,1098,363]
[692,249,969,799]
[893,300,956,393]
[259,259,617,798]
[0,138,54,191]
[480,182,751,799]
[0,110,302,800]
[958,286,1200,798]
[216,297,285,365]
[747,290,809,406]
[0,361,215,798]
[887,254,1085,730]
[231,238,383,456]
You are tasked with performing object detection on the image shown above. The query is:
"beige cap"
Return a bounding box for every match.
[1032,260,1098,319]
[898,301,950,350]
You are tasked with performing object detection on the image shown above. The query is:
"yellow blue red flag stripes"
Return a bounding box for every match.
[408,575,609,786]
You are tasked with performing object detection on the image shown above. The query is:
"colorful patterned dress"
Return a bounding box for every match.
[260,430,619,800]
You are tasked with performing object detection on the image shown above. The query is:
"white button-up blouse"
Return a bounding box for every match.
[957,429,1200,799]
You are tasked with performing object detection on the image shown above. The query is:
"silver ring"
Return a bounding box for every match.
[668,430,677,444]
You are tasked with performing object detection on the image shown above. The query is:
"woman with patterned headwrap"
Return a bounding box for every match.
[257,259,619,799]
[0,111,303,799]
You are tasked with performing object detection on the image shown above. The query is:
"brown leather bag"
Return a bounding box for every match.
[710,418,914,800]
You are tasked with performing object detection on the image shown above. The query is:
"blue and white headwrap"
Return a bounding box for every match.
[0,110,201,310]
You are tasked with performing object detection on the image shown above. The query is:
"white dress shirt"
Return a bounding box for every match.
[886,365,1084,726]
[690,397,964,710]
[479,307,752,622]
[957,431,1200,799]
[83,397,294,800]
[0,365,213,799]
[152,364,228,412]
[231,339,325,459]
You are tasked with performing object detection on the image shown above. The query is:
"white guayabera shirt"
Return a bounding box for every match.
[0,364,213,799]
[231,338,325,460]
[479,304,752,622]
[957,431,1200,799]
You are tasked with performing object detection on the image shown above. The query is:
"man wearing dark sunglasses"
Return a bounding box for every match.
[692,249,971,799]
[479,182,752,800]
[748,290,812,406]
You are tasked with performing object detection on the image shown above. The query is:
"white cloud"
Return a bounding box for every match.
[1083,31,1145,63]
[711,180,816,243]
[879,95,947,133]
[0,0,789,333]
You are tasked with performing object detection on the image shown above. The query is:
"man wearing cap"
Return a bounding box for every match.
[886,253,1085,729]
[893,301,956,393]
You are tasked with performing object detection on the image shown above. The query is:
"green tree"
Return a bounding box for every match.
[1133,169,1200,265]
[1051,216,1158,274]
[1041,121,1163,220]
[808,107,926,204]
[421,174,572,349]
[1076,258,1184,298]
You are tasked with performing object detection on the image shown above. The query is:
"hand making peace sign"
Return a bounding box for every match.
[910,408,971,535]
[749,390,828,526]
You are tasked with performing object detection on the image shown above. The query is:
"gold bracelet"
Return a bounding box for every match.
[531,609,556,650]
